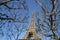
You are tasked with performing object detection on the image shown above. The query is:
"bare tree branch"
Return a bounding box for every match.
[0,0,10,5]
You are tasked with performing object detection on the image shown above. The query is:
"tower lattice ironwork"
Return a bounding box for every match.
[24,13,41,40]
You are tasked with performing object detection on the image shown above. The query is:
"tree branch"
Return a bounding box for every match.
[0,0,10,6]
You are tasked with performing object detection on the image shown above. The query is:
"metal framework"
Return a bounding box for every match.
[23,13,41,40]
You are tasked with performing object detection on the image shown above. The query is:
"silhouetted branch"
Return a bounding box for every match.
[35,0,59,40]
[0,0,10,6]
[0,17,14,20]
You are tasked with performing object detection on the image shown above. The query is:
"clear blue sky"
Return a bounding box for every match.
[0,0,60,40]
[0,0,41,40]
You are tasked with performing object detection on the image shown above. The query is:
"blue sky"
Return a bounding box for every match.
[0,0,41,40]
[0,0,60,40]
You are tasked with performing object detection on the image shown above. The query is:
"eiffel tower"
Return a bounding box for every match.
[24,13,41,40]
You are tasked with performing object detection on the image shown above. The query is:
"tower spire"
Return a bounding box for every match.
[23,13,41,40]
[29,13,35,28]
